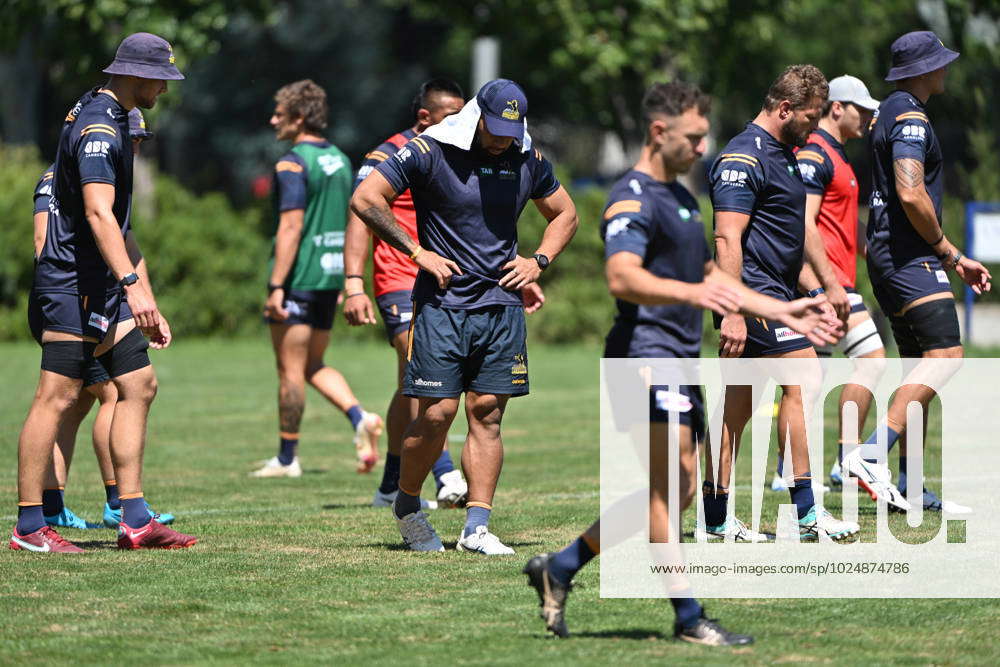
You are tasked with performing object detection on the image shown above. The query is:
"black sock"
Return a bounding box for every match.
[379,454,401,495]
[42,488,64,516]
[393,490,422,519]
[278,436,298,466]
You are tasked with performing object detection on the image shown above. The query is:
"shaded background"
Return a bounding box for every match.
[1,0,998,343]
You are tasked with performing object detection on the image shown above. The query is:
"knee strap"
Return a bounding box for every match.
[902,299,961,352]
[840,317,884,358]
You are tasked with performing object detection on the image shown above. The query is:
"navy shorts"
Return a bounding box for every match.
[403,302,528,397]
[30,288,132,343]
[845,287,869,315]
[267,289,339,330]
[650,385,705,437]
[742,315,812,357]
[870,257,952,316]
[376,289,414,343]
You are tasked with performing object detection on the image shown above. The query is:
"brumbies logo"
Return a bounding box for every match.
[511,354,527,376]
[168,45,175,64]
[501,99,520,121]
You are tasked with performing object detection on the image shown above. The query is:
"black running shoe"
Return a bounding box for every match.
[523,553,571,638]
[675,612,754,646]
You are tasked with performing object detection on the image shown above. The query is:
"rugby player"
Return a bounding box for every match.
[771,75,886,492]
[351,79,576,554]
[709,65,861,540]
[11,32,195,552]
[344,79,470,509]
[843,32,988,513]
[523,82,838,644]
[32,109,175,530]
[253,79,384,479]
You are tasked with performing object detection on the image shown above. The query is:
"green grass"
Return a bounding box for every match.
[0,337,998,665]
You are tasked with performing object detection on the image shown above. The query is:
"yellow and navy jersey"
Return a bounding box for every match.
[35,88,131,294]
[374,135,560,309]
[709,122,806,302]
[33,164,55,215]
[866,90,943,276]
[601,170,710,359]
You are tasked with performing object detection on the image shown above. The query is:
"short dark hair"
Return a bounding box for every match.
[641,82,711,140]
[411,77,465,119]
[275,79,328,133]
[763,65,829,111]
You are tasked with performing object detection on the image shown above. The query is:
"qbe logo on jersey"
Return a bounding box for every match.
[84,141,111,157]
[599,357,1000,599]
[901,125,927,141]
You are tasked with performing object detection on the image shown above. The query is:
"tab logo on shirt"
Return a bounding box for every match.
[394,147,412,164]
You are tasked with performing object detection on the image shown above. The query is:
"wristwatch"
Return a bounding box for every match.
[119,272,139,287]
[533,253,550,271]
[267,282,284,293]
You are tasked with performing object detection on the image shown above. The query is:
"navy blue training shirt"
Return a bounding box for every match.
[709,122,806,301]
[35,89,132,294]
[374,135,560,309]
[601,170,710,358]
[867,90,943,276]
[34,164,55,215]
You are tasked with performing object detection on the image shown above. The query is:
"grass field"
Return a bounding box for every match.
[1,337,998,665]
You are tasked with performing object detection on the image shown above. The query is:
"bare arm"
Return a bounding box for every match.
[895,158,944,246]
[269,209,304,287]
[350,170,414,256]
[342,209,376,325]
[800,192,849,321]
[33,211,47,258]
[713,210,751,358]
[499,185,579,290]
[83,182,160,332]
[350,169,459,289]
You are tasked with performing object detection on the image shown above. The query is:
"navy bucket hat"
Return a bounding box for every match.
[885,31,959,82]
[103,32,185,81]
[128,108,153,139]
[476,79,527,141]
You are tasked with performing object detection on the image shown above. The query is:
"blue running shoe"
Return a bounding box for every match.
[45,506,102,530]
[102,500,175,528]
[829,460,843,487]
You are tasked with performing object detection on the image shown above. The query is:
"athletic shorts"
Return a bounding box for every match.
[649,385,705,436]
[742,315,813,357]
[870,257,952,316]
[376,289,414,343]
[30,288,132,343]
[266,289,339,330]
[403,302,528,398]
[845,287,869,315]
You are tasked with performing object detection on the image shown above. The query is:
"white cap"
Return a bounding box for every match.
[827,75,880,110]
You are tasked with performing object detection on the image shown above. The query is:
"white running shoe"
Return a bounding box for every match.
[456,525,515,555]
[770,474,789,492]
[354,412,383,474]
[841,450,911,511]
[697,517,770,543]
[251,456,302,478]
[436,470,469,508]
[395,511,444,552]
[372,489,437,510]
[939,500,973,514]
[799,506,859,541]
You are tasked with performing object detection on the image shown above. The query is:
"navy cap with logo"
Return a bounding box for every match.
[103,32,185,81]
[476,79,527,141]
[885,30,959,81]
[128,108,153,139]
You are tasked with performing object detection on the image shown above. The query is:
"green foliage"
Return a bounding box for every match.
[135,175,270,338]
[519,183,614,344]
[0,144,46,340]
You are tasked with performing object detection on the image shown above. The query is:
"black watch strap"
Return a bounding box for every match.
[119,272,139,287]
[533,253,550,271]
[267,282,284,293]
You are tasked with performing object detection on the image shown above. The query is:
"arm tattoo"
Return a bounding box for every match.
[894,158,924,189]
[358,205,414,255]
